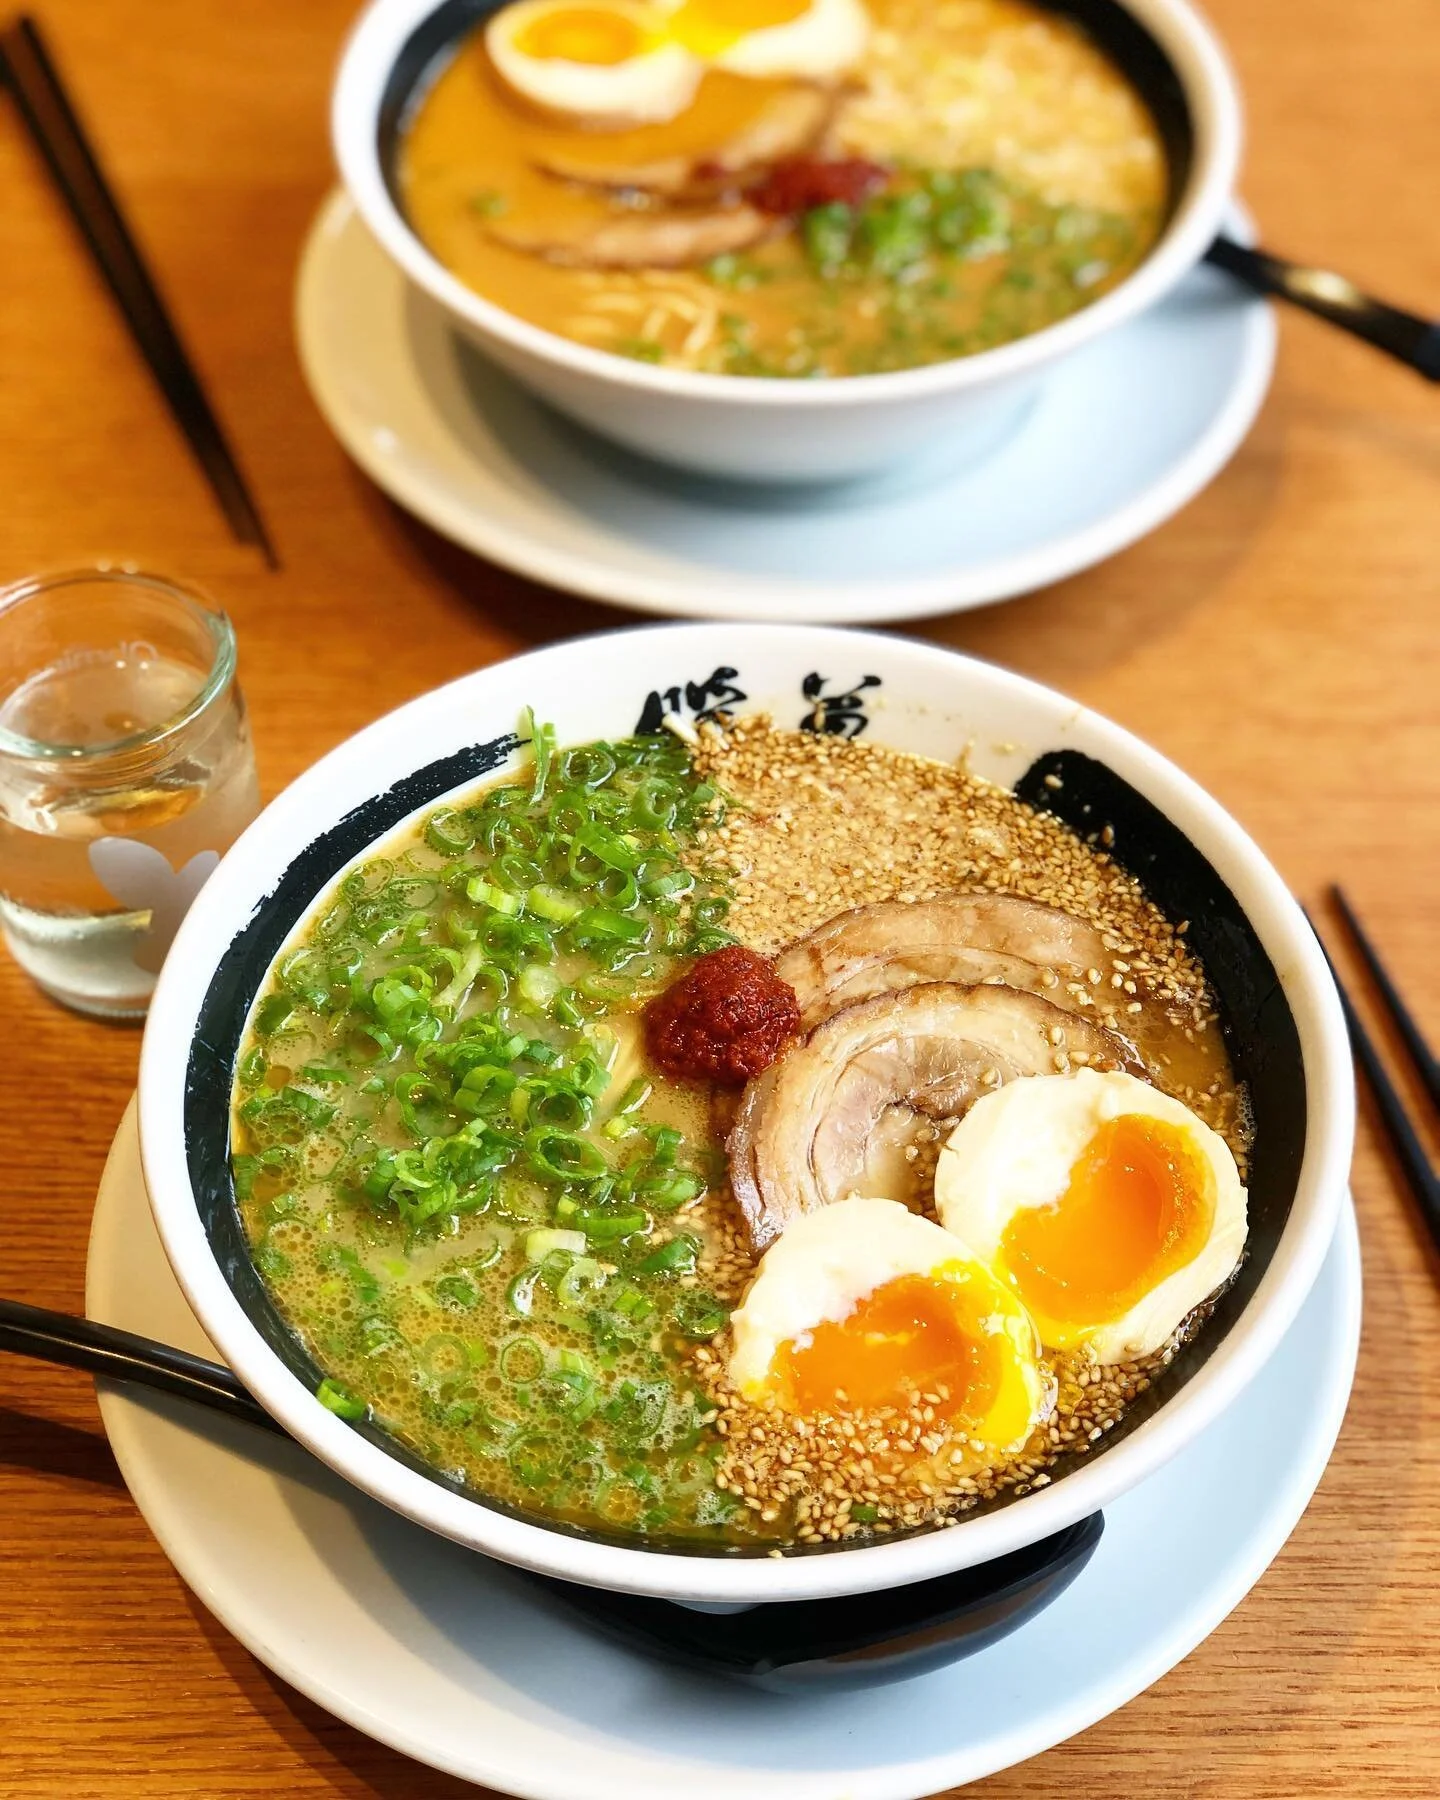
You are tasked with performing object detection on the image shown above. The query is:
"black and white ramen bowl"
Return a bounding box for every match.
[333,0,1242,482]
[137,626,1352,1607]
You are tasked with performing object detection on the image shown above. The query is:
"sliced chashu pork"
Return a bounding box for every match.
[774,894,1121,1032]
[488,202,777,269]
[728,981,1136,1251]
[532,84,838,200]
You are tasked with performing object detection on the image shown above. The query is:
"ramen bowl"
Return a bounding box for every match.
[137,624,1351,1606]
[331,0,1242,482]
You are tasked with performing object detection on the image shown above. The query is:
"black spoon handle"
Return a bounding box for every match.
[0,1297,283,1435]
[1205,235,1440,381]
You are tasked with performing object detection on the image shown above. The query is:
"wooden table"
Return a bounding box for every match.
[1,0,1436,1793]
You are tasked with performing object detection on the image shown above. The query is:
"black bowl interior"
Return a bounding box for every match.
[183,663,1305,1561]
[375,0,1195,238]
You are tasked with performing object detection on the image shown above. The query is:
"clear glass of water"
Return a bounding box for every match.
[0,568,261,1018]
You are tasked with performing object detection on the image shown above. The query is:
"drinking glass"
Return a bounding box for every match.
[0,568,261,1018]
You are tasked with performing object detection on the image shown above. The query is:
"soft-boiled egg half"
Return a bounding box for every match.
[485,0,703,127]
[728,1197,1047,1456]
[664,0,872,81]
[485,0,871,129]
[934,1069,1248,1365]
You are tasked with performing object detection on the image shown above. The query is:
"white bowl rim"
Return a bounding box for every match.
[138,624,1353,1605]
[331,0,1243,410]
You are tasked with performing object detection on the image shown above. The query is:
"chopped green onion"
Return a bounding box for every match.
[539,1366,597,1419]
[525,1227,587,1262]
[561,744,617,788]
[602,1076,652,1139]
[316,1243,381,1305]
[573,906,647,944]
[524,708,556,806]
[596,867,640,910]
[514,966,560,1013]
[359,1315,401,1356]
[507,1432,562,1487]
[629,779,679,830]
[552,989,585,1027]
[566,1204,647,1244]
[466,877,520,916]
[433,1272,479,1310]
[341,858,394,901]
[575,972,639,1006]
[648,1125,683,1167]
[238,1087,336,1149]
[803,200,855,275]
[300,1063,350,1087]
[672,1290,729,1340]
[467,1227,507,1271]
[523,1079,594,1132]
[636,1169,705,1212]
[525,1129,608,1184]
[279,947,332,1009]
[506,1267,541,1317]
[556,1255,607,1310]
[253,993,295,1039]
[316,1377,367,1420]
[500,1335,546,1383]
[232,725,754,1540]
[394,1073,450,1138]
[526,884,583,924]
[425,808,475,855]
[639,1234,701,1276]
[575,823,643,873]
[254,1242,291,1280]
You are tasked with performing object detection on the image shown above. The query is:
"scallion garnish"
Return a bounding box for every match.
[316,1377,367,1421]
[233,724,746,1542]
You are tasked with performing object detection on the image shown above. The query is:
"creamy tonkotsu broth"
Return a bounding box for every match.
[230,719,1249,1550]
[398,0,1169,378]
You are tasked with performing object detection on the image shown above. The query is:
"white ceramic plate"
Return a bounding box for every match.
[90,1100,1359,1800]
[294,192,1275,624]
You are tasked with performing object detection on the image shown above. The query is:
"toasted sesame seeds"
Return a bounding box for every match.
[670,717,1248,1550]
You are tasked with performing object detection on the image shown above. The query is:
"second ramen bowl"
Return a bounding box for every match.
[332,0,1242,482]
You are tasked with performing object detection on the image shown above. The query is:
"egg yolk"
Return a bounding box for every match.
[514,6,656,64]
[774,1270,1034,1450]
[1000,1114,1216,1349]
[666,0,810,56]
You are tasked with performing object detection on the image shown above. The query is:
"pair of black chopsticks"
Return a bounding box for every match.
[0,14,277,566]
[1315,888,1440,1258]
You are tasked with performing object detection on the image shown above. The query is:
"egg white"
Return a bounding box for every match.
[727,1196,1044,1452]
[934,1068,1248,1365]
[487,0,703,128]
[666,0,871,81]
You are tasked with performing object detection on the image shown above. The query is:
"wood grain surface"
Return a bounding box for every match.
[0,0,1436,1794]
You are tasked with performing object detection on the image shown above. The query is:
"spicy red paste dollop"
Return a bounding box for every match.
[644,946,801,1087]
[752,156,890,217]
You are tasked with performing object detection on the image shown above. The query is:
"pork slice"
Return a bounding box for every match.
[774,894,1119,1032]
[728,981,1136,1251]
[488,202,778,269]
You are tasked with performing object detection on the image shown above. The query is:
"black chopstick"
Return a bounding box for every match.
[1332,886,1440,1114]
[0,14,278,567]
[1311,899,1440,1254]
